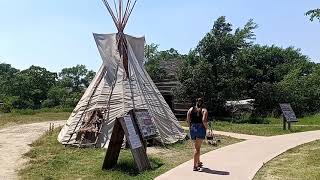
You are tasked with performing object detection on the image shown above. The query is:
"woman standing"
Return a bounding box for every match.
[187,97,208,171]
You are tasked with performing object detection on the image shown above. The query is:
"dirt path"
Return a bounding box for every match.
[0,121,65,180]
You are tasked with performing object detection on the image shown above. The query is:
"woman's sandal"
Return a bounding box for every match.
[193,166,200,171]
[198,162,203,167]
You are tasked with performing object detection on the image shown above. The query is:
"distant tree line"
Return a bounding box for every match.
[147,16,320,117]
[0,64,95,112]
[1,16,319,117]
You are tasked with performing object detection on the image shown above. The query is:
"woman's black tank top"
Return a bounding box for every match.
[190,107,203,124]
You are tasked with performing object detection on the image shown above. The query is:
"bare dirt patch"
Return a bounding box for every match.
[0,121,65,180]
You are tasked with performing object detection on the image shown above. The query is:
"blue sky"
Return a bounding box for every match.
[0,0,319,72]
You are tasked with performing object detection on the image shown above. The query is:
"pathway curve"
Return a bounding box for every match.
[0,121,65,180]
[156,130,320,180]
[211,130,265,140]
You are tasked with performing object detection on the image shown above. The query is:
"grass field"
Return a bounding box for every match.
[180,113,320,136]
[213,121,320,136]
[254,140,320,180]
[19,128,241,180]
[0,111,70,128]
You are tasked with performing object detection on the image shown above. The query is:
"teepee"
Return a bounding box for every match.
[58,0,186,148]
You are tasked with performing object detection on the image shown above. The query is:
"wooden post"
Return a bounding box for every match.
[122,112,150,171]
[288,122,291,131]
[283,116,287,130]
[102,118,125,170]
[102,112,151,172]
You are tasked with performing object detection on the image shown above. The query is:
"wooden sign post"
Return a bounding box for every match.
[102,110,156,172]
[280,103,298,130]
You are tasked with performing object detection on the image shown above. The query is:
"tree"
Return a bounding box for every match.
[43,65,95,108]
[176,16,319,117]
[176,16,258,114]
[0,63,97,111]
[144,44,181,82]
[196,16,257,63]
[59,65,95,92]
[0,63,19,98]
[10,66,57,109]
[277,65,320,116]
[234,45,311,96]
[145,43,159,61]
[306,9,320,22]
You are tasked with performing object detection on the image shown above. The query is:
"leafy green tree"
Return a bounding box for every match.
[144,44,181,82]
[277,65,320,116]
[43,65,95,108]
[306,9,320,22]
[10,66,57,109]
[196,16,257,63]
[145,43,159,61]
[175,16,319,117]
[42,86,68,108]
[234,45,311,96]
[176,16,258,114]
[0,63,96,111]
[59,65,95,92]
[0,63,19,97]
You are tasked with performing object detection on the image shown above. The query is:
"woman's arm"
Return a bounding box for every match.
[187,107,192,128]
[202,108,208,129]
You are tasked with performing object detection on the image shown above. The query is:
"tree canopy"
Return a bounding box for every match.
[174,16,319,117]
[306,9,320,22]
[0,64,95,112]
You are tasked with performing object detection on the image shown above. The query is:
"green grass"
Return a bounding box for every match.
[268,113,320,125]
[254,140,320,180]
[19,128,241,180]
[213,121,320,136]
[0,111,70,128]
[179,113,320,136]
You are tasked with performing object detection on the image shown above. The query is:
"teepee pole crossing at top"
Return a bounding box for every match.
[102,0,137,33]
[102,0,137,78]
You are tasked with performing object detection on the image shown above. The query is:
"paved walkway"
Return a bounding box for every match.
[0,121,65,180]
[210,130,265,140]
[155,130,320,180]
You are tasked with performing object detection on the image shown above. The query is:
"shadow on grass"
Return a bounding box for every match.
[108,157,164,176]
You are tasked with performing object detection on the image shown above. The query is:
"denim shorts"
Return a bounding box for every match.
[190,123,206,140]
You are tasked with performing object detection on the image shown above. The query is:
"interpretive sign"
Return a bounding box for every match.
[279,103,298,130]
[102,111,151,171]
[280,103,298,122]
[128,134,142,149]
[124,115,138,136]
[135,110,157,139]
[123,115,142,149]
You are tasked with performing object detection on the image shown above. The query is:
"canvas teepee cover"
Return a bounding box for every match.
[57,0,186,148]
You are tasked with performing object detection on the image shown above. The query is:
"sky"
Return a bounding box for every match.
[0,0,319,72]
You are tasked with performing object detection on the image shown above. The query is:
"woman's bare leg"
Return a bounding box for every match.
[197,139,203,165]
[193,140,198,167]
[194,138,202,167]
